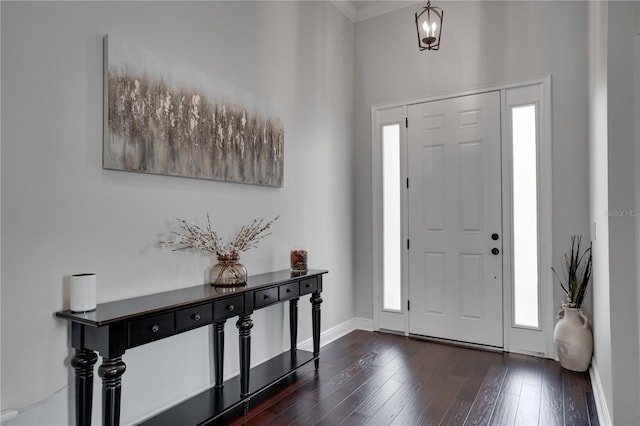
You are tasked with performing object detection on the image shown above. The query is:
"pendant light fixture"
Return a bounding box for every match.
[415,0,444,51]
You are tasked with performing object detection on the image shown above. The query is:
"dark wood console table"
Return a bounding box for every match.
[55,269,327,426]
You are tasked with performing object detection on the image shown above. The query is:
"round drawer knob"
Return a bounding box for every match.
[191,314,201,321]
[264,294,270,300]
[227,304,234,311]
[306,284,311,288]
[151,325,159,333]
[287,289,292,293]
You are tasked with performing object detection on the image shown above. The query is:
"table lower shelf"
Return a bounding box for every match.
[140,349,316,425]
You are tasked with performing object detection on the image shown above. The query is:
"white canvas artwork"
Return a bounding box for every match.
[103,35,284,187]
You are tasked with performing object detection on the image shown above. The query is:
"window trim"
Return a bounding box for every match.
[502,80,554,356]
[372,106,407,333]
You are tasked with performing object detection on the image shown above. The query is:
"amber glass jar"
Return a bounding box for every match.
[290,246,308,272]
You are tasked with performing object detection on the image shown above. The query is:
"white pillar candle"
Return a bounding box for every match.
[70,273,97,313]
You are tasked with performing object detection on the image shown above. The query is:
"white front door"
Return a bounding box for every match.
[407,91,503,347]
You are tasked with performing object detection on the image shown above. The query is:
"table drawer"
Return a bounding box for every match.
[255,287,278,309]
[213,295,244,321]
[129,313,175,347]
[279,282,299,300]
[176,303,212,332]
[299,277,318,295]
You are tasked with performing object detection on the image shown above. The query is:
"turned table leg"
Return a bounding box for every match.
[71,349,98,426]
[289,298,299,352]
[212,321,226,388]
[98,356,126,426]
[311,292,323,369]
[236,314,253,414]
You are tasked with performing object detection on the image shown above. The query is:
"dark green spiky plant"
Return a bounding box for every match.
[552,235,592,309]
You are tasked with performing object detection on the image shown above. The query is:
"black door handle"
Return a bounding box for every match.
[491,248,500,255]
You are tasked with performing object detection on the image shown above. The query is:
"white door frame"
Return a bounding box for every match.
[371,76,554,357]
[371,105,409,333]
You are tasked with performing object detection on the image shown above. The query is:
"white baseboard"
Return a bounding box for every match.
[590,359,613,426]
[353,317,375,332]
[298,317,374,351]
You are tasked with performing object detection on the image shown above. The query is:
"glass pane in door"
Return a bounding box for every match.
[512,104,539,328]
[382,124,401,311]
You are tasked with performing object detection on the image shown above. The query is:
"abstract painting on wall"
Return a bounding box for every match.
[103,35,284,187]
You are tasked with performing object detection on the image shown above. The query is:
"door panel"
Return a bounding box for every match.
[424,252,445,315]
[423,145,446,231]
[408,91,503,347]
[459,141,484,232]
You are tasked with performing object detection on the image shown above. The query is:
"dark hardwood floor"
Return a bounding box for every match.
[217,330,598,426]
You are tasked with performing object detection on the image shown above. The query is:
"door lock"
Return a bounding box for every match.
[491,233,499,240]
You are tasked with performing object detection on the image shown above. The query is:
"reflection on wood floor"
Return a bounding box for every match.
[218,330,598,426]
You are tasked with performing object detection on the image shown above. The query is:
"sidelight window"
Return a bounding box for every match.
[512,104,539,328]
[382,124,402,311]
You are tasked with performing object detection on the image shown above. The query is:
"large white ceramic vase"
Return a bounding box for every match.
[553,307,593,372]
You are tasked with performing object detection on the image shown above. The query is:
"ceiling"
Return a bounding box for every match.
[331,0,422,23]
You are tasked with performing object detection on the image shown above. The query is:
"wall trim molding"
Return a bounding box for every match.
[298,317,374,352]
[590,359,613,426]
[330,1,421,23]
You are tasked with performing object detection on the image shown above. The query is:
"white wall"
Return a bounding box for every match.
[353,1,591,322]
[0,1,355,424]
[589,2,640,424]
[607,3,640,423]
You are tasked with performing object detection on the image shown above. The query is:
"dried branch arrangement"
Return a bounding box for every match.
[161,214,279,257]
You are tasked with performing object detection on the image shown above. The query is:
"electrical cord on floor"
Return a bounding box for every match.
[1,384,71,423]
